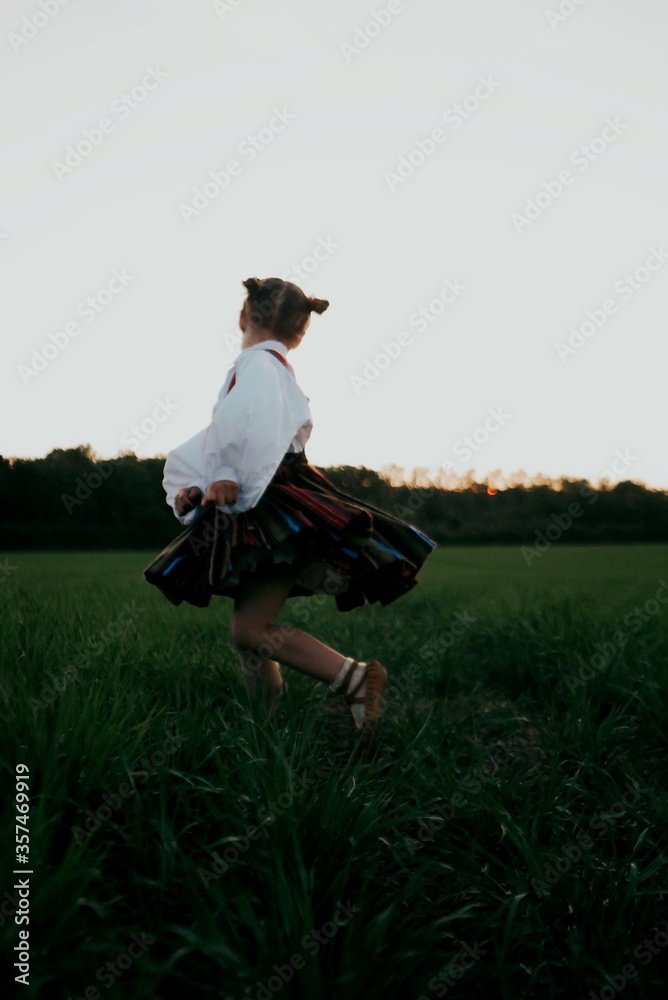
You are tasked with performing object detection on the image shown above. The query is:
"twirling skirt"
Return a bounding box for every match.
[142,451,437,611]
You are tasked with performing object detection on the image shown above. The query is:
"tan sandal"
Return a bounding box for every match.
[334,659,388,741]
[360,660,387,743]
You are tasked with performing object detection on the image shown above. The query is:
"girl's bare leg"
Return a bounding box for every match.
[237,649,283,710]
[231,560,349,686]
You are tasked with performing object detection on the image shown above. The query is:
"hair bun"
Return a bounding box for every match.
[243,277,263,297]
[308,297,329,315]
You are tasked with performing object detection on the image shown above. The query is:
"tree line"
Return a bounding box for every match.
[1,445,666,550]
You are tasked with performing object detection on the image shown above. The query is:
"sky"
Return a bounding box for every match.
[2,0,667,488]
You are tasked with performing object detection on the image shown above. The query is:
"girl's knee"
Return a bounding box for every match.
[230,616,271,653]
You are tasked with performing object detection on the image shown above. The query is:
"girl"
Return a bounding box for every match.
[144,277,436,740]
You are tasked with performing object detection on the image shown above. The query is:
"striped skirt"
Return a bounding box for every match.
[143,451,437,611]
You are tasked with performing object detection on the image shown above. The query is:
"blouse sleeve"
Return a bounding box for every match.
[162,426,209,526]
[202,351,305,514]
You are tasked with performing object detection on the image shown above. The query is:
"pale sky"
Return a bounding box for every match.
[2,0,667,488]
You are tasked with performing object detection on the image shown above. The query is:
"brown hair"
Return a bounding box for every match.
[242,277,329,345]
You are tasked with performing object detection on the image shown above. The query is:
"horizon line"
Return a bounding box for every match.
[1,444,666,493]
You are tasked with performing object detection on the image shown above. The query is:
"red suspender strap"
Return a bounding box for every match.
[264,348,291,369]
[226,348,292,394]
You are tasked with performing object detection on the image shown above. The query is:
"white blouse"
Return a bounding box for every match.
[162,340,313,525]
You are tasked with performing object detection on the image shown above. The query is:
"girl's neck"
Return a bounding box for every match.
[241,326,287,352]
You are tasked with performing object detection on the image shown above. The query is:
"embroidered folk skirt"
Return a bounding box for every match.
[143,451,437,611]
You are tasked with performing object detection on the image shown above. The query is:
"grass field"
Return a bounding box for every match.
[1,545,668,999]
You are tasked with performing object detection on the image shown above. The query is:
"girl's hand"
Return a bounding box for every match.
[201,480,240,507]
[175,486,203,516]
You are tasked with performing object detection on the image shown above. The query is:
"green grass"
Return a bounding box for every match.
[1,545,668,999]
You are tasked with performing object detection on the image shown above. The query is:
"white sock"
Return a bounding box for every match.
[330,658,367,730]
